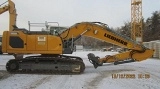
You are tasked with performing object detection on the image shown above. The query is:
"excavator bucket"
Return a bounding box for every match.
[87,53,103,68]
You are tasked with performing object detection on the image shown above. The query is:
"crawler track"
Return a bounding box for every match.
[6,55,85,74]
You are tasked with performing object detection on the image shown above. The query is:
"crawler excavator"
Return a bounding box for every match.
[1,0,154,74]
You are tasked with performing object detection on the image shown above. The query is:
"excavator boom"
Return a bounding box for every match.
[60,22,143,50]
[0,0,17,31]
[0,5,8,14]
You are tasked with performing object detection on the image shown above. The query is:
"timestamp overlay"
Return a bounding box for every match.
[112,73,150,79]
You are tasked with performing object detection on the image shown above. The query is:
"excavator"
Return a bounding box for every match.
[0,0,154,74]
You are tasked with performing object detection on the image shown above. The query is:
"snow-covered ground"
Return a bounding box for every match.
[0,51,160,89]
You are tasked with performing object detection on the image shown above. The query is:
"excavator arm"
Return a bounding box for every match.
[0,0,17,31]
[60,22,154,68]
[0,4,9,14]
[61,22,142,50]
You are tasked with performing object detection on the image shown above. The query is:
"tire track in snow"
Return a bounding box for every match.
[137,68,160,79]
[86,69,135,89]
[54,76,70,89]
[128,64,160,79]
[127,65,160,89]
[0,65,6,70]
[132,66,160,82]
[0,70,13,80]
[27,75,53,89]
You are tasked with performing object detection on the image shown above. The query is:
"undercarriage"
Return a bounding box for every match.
[6,55,85,74]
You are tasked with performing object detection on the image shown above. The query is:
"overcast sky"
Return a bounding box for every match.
[0,0,160,34]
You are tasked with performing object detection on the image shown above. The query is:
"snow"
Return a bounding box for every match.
[0,51,160,89]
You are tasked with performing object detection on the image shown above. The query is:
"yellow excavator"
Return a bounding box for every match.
[0,0,154,74]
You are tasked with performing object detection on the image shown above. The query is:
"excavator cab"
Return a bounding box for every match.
[39,22,68,36]
[49,26,67,36]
